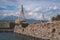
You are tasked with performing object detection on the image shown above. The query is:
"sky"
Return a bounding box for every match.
[0,0,60,20]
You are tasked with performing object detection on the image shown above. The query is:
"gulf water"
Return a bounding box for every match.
[0,32,41,40]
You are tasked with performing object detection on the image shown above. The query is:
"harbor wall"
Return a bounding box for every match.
[14,21,60,40]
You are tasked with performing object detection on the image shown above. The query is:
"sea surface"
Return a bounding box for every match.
[0,32,42,40]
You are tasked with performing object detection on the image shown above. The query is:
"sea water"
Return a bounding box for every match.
[0,32,41,40]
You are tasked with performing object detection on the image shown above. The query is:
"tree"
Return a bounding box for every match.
[51,15,60,21]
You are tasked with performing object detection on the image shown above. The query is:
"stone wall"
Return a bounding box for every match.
[14,21,60,40]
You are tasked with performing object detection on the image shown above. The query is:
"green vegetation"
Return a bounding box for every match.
[51,15,60,21]
[21,23,29,28]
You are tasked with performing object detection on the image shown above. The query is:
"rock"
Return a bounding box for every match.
[14,21,60,40]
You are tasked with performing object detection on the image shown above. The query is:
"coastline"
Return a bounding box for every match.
[14,21,60,40]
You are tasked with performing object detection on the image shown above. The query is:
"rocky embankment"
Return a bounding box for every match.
[14,21,60,40]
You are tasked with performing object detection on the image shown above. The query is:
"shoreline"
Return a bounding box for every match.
[14,21,60,40]
[14,32,50,40]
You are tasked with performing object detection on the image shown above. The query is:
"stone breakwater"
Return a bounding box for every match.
[14,21,60,40]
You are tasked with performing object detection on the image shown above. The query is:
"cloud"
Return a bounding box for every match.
[28,0,60,2]
[0,0,60,20]
[0,10,19,16]
[33,7,41,12]
[52,6,58,10]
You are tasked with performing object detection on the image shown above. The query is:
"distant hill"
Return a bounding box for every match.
[2,15,18,20]
[0,15,49,23]
[0,15,18,22]
[25,19,40,23]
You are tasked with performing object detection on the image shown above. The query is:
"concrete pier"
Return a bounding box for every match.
[0,29,14,32]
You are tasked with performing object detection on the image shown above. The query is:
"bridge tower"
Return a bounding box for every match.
[41,14,45,22]
[15,5,25,24]
[41,14,44,20]
[19,5,25,21]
